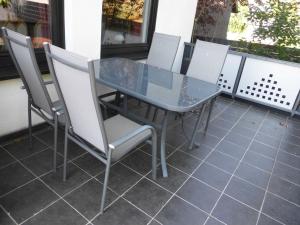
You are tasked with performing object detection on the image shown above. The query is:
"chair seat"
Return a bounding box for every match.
[104,114,151,161]
[96,83,116,102]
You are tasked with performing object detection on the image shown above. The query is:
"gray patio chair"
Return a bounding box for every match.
[145,32,181,120]
[44,43,157,214]
[1,27,62,172]
[147,32,181,70]
[187,40,229,134]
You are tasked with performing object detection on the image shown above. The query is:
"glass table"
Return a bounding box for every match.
[95,58,221,177]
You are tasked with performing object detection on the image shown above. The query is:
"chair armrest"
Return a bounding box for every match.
[44,80,53,85]
[109,125,156,150]
[52,105,63,113]
[20,80,53,90]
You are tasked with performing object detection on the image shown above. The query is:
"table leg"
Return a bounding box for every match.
[188,104,207,150]
[160,110,170,178]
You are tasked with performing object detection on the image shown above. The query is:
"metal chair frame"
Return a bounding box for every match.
[44,43,157,214]
[1,27,62,171]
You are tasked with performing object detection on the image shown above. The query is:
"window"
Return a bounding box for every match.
[101,0,158,58]
[0,0,64,80]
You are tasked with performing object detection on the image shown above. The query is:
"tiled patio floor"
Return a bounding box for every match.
[0,96,300,225]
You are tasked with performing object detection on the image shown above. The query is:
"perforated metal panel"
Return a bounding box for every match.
[237,58,300,111]
[217,54,242,94]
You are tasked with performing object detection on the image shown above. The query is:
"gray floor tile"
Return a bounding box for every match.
[156,196,207,225]
[243,151,275,173]
[41,163,91,196]
[225,176,265,210]
[167,151,201,174]
[211,118,235,130]
[57,141,86,161]
[279,141,300,156]
[255,133,281,149]
[121,150,153,175]
[2,136,47,160]
[34,128,64,147]
[0,206,16,225]
[268,175,300,206]
[262,193,300,225]
[0,180,58,224]
[225,132,252,149]
[64,178,118,220]
[73,153,106,176]
[181,143,213,160]
[148,220,161,225]
[276,151,300,170]
[92,198,150,225]
[147,165,188,193]
[193,163,231,191]
[283,134,300,146]
[212,195,258,225]
[124,178,172,216]
[249,141,277,159]
[140,143,175,158]
[273,162,300,186]
[177,178,221,213]
[21,149,64,176]
[22,200,87,225]
[231,126,256,139]
[235,162,270,189]
[257,214,282,225]
[166,131,187,148]
[97,163,142,195]
[205,125,228,139]
[194,133,220,149]
[206,151,239,173]
[0,147,15,169]
[0,162,35,196]
[216,140,246,160]
[205,217,225,225]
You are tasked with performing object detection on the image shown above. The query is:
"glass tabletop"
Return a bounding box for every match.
[95,58,221,112]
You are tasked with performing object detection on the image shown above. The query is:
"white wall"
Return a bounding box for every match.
[155,0,198,73]
[0,76,58,137]
[64,0,103,59]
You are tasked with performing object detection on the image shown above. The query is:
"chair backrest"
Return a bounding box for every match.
[186,40,229,84]
[44,43,108,154]
[1,27,53,114]
[146,32,181,71]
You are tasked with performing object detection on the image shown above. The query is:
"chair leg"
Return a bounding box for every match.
[63,125,69,182]
[145,105,151,119]
[151,130,158,180]
[28,98,33,148]
[53,113,58,172]
[152,108,158,122]
[188,104,207,150]
[100,151,112,214]
[204,98,215,133]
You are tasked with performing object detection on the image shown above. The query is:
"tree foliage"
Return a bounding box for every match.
[248,0,300,47]
[0,0,11,8]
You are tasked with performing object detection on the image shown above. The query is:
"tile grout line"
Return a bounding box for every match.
[255,115,295,225]
[255,115,289,225]
[0,204,18,225]
[1,146,91,225]
[147,100,252,225]
[31,125,166,224]
[203,106,269,225]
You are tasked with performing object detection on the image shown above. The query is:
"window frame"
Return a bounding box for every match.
[101,0,159,60]
[0,0,65,81]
